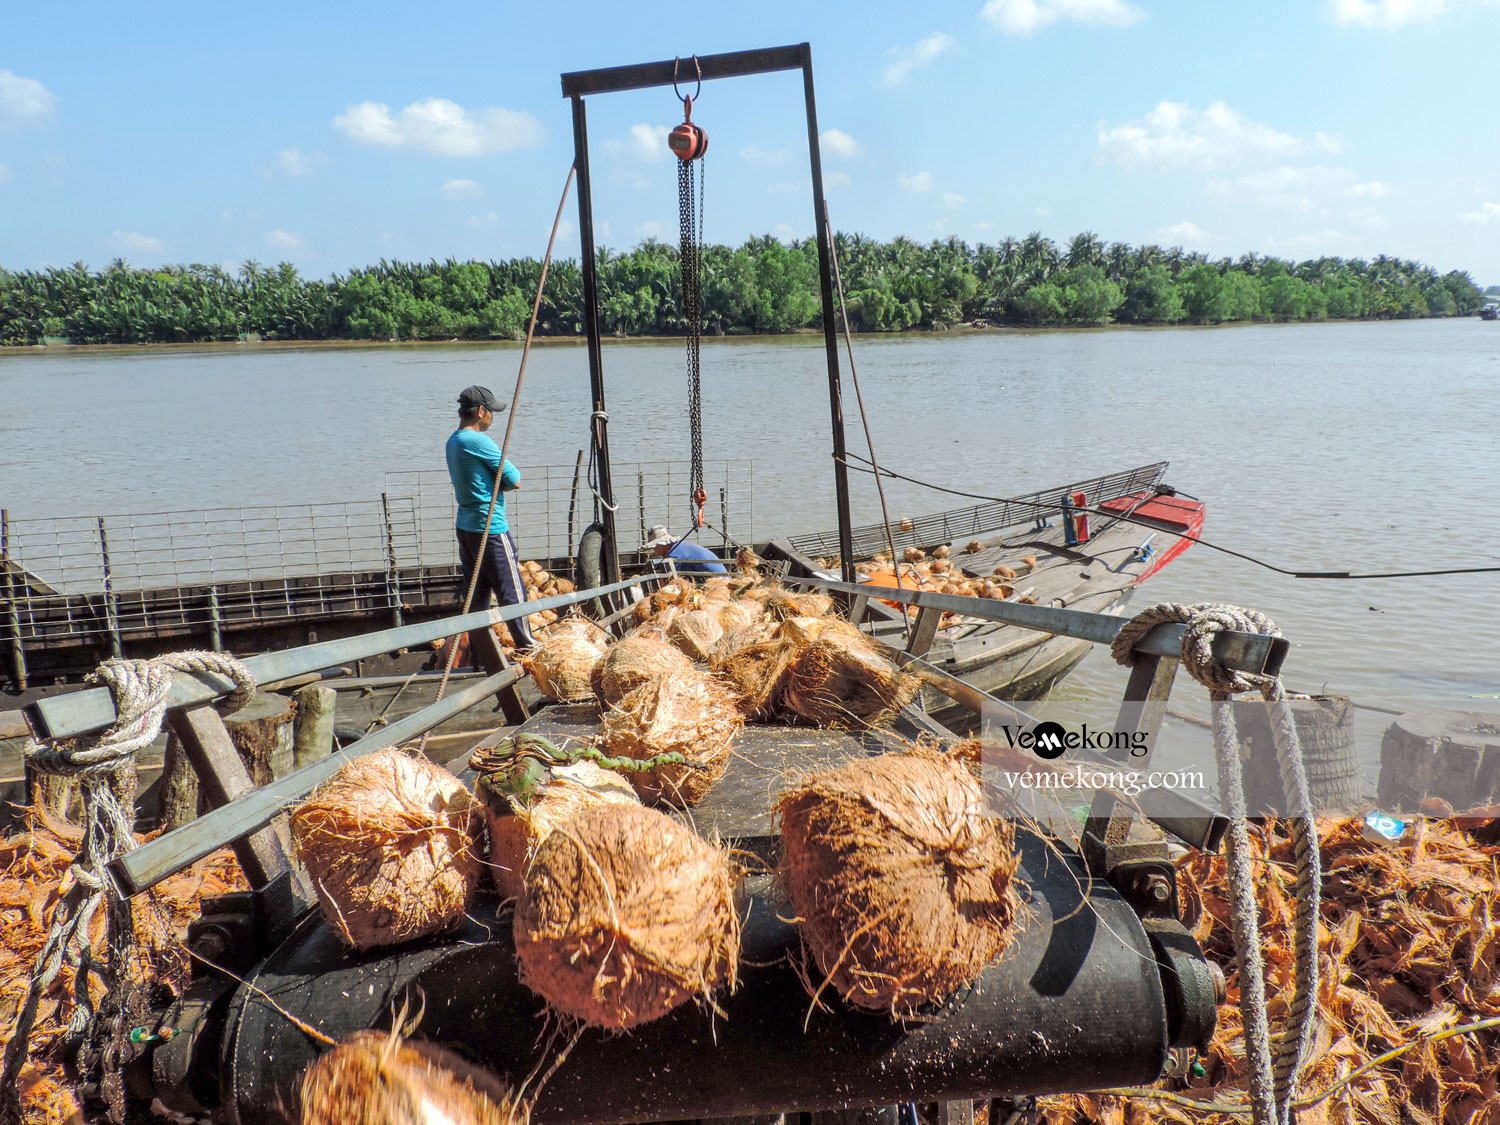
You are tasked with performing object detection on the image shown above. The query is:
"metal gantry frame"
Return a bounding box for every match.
[560,43,858,587]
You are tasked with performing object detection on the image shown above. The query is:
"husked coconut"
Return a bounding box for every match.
[300,1030,519,1125]
[598,670,741,806]
[291,749,480,949]
[514,804,740,1029]
[479,760,640,899]
[782,630,919,730]
[521,632,606,703]
[592,634,694,706]
[667,608,725,663]
[776,749,1021,1017]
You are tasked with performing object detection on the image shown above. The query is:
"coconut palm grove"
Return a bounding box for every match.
[0,231,1486,345]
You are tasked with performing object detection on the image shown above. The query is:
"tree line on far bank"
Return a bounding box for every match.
[0,231,1487,346]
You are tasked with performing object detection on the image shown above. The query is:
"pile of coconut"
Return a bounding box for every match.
[290,742,743,1040]
[859,543,1040,611]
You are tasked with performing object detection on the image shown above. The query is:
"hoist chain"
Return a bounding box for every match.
[680,148,707,527]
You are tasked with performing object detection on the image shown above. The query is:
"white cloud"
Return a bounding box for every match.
[740,145,788,165]
[110,230,166,254]
[825,171,852,191]
[0,70,57,126]
[975,220,993,232]
[1097,101,1310,170]
[1328,0,1468,27]
[982,0,1145,34]
[880,32,953,87]
[1460,201,1500,225]
[265,229,306,251]
[1154,221,1215,248]
[943,191,966,209]
[1207,165,1390,211]
[1035,206,1052,216]
[598,220,613,239]
[773,223,797,240]
[636,220,667,239]
[898,171,934,193]
[820,129,860,159]
[1261,229,1351,254]
[333,97,543,156]
[275,147,326,176]
[606,123,671,163]
[467,211,500,229]
[0,163,11,186]
[442,177,484,200]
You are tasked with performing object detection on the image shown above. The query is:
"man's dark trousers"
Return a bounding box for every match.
[456,528,536,649]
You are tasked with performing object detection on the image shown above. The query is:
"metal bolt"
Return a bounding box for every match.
[191,928,227,960]
[1138,872,1172,904]
[1207,961,1228,1006]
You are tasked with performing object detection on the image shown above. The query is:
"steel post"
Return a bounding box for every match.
[571,95,620,587]
[0,509,26,691]
[801,46,857,585]
[97,516,123,659]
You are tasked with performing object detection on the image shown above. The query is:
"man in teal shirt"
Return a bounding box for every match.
[446,384,535,649]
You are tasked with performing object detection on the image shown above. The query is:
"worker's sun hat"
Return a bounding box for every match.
[643,525,675,550]
[457,385,505,413]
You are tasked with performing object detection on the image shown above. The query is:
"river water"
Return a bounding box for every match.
[2,321,1498,763]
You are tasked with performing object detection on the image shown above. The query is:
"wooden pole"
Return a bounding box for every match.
[292,684,337,770]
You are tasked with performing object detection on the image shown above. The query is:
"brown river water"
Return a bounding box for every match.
[2,320,1498,776]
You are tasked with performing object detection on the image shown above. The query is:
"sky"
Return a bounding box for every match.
[4,0,1500,283]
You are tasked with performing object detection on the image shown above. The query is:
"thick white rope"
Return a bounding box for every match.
[1112,603,1320,1125]
[0,650,255,1124]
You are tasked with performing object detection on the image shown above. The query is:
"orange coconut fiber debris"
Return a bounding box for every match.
[0,807,247,1125]
[1039,817,1500,1125]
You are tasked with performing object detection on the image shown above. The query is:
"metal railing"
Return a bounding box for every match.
[786,461,1167,561]
[0,458,755,683]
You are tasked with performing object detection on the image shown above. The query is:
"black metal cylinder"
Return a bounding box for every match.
[216,833,1180,1124]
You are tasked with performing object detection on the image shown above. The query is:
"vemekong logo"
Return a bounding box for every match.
[995,720,1151,760]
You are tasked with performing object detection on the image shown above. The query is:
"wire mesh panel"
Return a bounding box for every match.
[385,457,756,566]
[787,462,1169,561]
[0,460,754,656]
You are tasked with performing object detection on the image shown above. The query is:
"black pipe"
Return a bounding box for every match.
[800,46,857,585]
[213,832,1179,1124]
[570,94,620,592]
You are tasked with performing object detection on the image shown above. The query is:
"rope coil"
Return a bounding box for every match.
[1113,603,1320,1125]
[0,650,255,1124]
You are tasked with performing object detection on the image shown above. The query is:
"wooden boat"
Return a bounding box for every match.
[760,460,1203,724]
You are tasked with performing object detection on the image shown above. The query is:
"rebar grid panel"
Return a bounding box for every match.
[4,459,754,646]
[385,456,756,568]
[786,462,1168,562]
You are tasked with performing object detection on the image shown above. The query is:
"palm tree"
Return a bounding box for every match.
[1065,231,1102,270]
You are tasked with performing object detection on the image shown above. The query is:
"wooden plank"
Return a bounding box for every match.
[165,704,293,889]
[1082,653,1179,848]
[113,667,519,895]
[908,605,943,658]
[30,577,641,740]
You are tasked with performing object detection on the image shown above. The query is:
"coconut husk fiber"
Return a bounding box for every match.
[513,803,740,1030]
[598,670,743,807]
[291,749,481,950]
[711,620,799,719]
[482,760,640,899]
[540,612,610,648]
[0,807,247,1125]
[783,628,920,730]
[667,607,725,663]
[762,589,834,621]
[1040,817,1500,1125]
[300,1029,520,1125]
[715,598,760,635]
[775,750,1021,1017]
[591,634,694,707]
[520,630,606,703]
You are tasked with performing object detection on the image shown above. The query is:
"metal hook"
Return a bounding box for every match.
[672,55,702,106]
